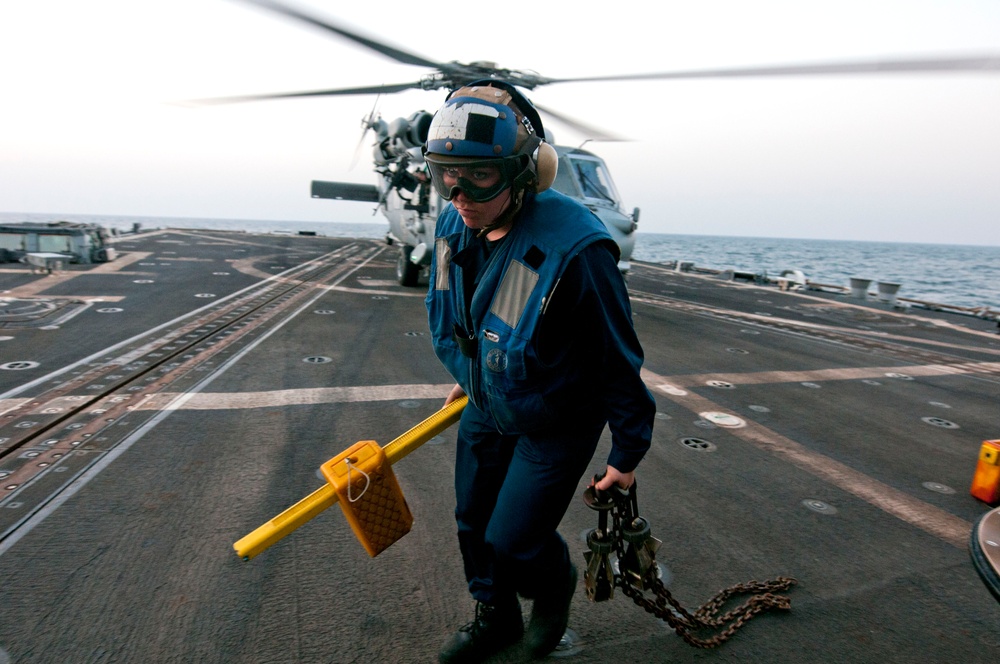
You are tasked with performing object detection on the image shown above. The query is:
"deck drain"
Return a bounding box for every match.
[885,373,914,380]
[921,417,959,429]
[680,437,717,452]
[800,382,822,389]
[922,482,956,495]
[740,329,761,335]
[404,331,425,336]
[802,499,837,515]
[862,379,882,386]
[700,412,745,428]
[302,356,332,364]
[928,401,951,409]
[655,412,672,420]
[749,405,771,413]
[371,296,389,300]
[398,400,421,409]
[96,307,123,313]
[314,310,336,314]
[656,383,687,396]
[706,380,735,389]
[1,361,39,371]
[194,293,217,298]
[726,348,749,354]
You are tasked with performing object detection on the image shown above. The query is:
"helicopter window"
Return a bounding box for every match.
[551,160,582,198]
[568,156,620,205]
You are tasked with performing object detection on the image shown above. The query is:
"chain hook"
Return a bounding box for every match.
[580,476,797,648]
[619,515,663,591]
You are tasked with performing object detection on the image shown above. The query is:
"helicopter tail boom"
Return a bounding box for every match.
[311,181,380,202]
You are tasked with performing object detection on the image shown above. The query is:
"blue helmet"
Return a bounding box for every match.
[423,80,554,202]
[425,91,525,158]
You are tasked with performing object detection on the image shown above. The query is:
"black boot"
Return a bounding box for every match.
[525,563,577,659]
[439,600,523,664]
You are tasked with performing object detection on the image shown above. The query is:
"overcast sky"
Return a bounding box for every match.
[2,0,999,245]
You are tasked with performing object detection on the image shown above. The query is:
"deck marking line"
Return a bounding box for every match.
[145,384,455,410]
[666,361,999,388]
[643,369,971,549]
[0,245,370,558]
[0,246,356,403]
[633,265,1000,343]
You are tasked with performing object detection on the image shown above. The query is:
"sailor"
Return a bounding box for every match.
[423,80,655,662]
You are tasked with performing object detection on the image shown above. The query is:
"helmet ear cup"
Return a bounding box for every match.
[512,135,558,194]
[534,142,558,193]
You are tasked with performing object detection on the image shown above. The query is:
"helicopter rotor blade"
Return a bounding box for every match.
[236,0,444,69]
[182,81,425,106]
[533,103,626,143]
[538,54,1000,86]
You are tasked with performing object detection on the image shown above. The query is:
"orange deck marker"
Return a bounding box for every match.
[970,440,1000,505]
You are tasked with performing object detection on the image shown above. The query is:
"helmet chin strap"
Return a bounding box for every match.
[475,189,523,239]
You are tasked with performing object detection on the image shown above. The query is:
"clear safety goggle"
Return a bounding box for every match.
[424,157,519,203]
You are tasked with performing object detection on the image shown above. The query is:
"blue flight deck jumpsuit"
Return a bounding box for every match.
[426,189,655,605]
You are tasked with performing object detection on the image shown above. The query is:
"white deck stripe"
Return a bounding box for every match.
[642,368,971,548]
[137,384,455,410]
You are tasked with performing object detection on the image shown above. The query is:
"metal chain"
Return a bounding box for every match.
[602,489,797,649]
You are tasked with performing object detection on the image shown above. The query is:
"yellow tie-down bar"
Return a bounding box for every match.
[233,396,468,561]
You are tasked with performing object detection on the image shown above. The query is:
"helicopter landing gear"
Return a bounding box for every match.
[397,246,421,287]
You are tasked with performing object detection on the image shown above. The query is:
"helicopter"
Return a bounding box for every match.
[309,113,639,286]
[197,0,1000,286]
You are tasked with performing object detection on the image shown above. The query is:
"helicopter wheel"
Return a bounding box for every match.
[397,246,421,287]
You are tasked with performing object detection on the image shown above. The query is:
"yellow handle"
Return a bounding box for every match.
[233,396,468,560]
[383,395,468,463]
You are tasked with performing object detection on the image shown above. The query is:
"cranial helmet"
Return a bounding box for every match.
[423,80,557,202]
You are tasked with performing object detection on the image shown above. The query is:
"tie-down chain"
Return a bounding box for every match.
[582,478,797,648]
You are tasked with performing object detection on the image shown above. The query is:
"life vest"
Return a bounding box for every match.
[426,190,616,434]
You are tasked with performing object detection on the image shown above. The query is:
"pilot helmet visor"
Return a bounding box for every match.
[424,154,518,203]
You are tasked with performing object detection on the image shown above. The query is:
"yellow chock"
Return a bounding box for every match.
[970,439,1000,505]
[233,396,467,561]
[321,440,413,557]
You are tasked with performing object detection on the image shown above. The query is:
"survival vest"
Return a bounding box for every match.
[426,189,617,434]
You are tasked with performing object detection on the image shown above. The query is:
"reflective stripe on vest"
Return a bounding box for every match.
[490,259,539,330]
[435,237,451,291]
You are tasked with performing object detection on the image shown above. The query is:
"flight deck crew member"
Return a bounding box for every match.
[423,81,655,663]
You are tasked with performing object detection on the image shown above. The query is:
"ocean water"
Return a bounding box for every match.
[633,233,1000,312]
[3,212,998,311]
